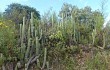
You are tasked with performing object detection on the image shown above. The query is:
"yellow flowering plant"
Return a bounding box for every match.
[0,20,16,57]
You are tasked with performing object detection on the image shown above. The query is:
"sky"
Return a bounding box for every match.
[0,0,110,26]
[0,0,109,15]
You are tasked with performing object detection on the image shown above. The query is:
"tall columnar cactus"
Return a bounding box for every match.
[71,15,76,43]
[92,29,96,45]
[42,48,47,69]
[103,33,105,49]
[62,13,64,28]
[36,37,40,56]
[21,17,25,46]
[20,17,26,60]
[30,12,34,38]
[52,14,54,28]
[20,24,22,43]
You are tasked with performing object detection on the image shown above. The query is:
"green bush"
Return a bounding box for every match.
[0,20,16,57]
[85,52,107,70]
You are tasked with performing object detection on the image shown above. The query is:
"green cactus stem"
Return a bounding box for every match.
[62,13,64,28]
[25,38,31,59]
[36,37,40,55]
[30,12,34,38]
[46,61,49,70]
[92,29,96,45]
[42,48,47,69]
[21,17,25,46]
[52,14,54,28]
[103,33,105,49]
[37,59,41,68]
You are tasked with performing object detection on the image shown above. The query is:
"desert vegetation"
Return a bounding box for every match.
[0,2,110,70]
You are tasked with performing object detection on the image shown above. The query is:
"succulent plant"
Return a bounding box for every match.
[19,12,48,70]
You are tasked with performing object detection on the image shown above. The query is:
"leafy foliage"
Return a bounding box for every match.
[0,20,16,57]
[4,3,40,24]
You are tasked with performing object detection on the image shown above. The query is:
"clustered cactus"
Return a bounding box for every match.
[18,12,49,70]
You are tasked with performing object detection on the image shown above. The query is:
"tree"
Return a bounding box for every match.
[100,0,108,18]
[59,3,72,19]
[3,3,40,24]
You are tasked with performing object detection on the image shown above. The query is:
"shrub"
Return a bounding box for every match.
[0,20,16,57]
